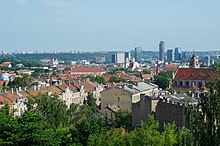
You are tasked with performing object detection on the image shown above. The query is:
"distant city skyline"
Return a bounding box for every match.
[1,0,220,52]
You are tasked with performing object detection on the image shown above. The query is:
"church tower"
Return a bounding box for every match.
[189,54,200,68]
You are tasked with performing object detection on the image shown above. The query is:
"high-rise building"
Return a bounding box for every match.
[204,55,211,66]
[167,49,174,63]
[159,41,165,62]
[134,47,142,62]
[112,52,125,64]
[174,47,182,61]
[125,52,131,61]
[182,51,188,60]
[112,54,116,63]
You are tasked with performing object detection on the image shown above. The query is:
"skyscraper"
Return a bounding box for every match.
[134,47,142,62]
[112,52,125,64]
[174,47,182,61]
[167,49,174,63]
[159,41,165,62]
[125,52,131,61]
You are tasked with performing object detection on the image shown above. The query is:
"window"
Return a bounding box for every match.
[180,81,183,86]
[185,81,189,87]
[117,97,120,101]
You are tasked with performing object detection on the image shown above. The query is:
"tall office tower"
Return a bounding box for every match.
[112,54,116,63]
[112,52,125,64]
[204,55,211,66]
[167,49,174,63]
[159,41,165,62]
[182,51,187,60]
[174,47,182,61]
[125,52,131,60]
[134,47,143,62]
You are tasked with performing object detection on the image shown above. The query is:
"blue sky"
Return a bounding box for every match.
[0,0,220,52]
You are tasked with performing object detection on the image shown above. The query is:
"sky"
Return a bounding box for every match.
[0,0,220,52]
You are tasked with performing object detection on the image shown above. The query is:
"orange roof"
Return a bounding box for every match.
[58,84,79,92]
[1,91,19,102]
[0,81,4,86]
[0,95,13,105]
[71,67,105,73]
[73,81,97,93]
[165,64,178,71]
[141,74,153,79]
[19,90,30,98]
[27,86,62,96]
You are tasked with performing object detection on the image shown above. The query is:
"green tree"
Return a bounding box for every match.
[72,115,109,146]
[88,128,128,146]
[115,110,132,128]
[161,123,178,146]
[155,70,173,89]
[9,74,33,88]
[27,94,68,129]
[130,115,163,145]
[187,65,220,145]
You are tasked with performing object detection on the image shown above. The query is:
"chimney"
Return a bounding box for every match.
[24,87,27,91]
[11,88,14,94]
[19,86,22,91]
[16,88,18,94]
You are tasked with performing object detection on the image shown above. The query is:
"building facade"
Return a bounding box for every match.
[167,49,174,63]
[159,41,165,62]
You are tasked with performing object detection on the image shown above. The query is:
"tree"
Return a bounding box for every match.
[72,115,109,146]
[187,64,220,145]
[9,74,33,88]
[155,70,173,89]
[86,92,97,110]
[115,110,132,128]
[131,115,163,145]
[161,123,178,146]
[27,94,68,129]
[88,128,128,146]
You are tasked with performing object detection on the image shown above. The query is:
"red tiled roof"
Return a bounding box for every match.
[141,74,153,79]
[73,81,97,92]
[27,86,62,96]
[19,91,30,98]
[0,95,13,105]
[173,68,215,81]
[1,91,19,102]
[71,67,105,73]
[0,81,4,86]
[165,64,178,71]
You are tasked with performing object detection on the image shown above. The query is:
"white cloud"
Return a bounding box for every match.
[15,0,26,5]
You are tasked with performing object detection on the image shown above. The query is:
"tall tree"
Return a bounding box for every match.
[27,94,68,129]
[187,65,220,145]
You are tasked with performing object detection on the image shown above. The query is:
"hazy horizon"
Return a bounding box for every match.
[1,0,220,52]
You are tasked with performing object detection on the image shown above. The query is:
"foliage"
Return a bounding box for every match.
[87,76,106,85]
[186,63,220,145]
[155,70,173,89]
[109,76,127,83]
[0,110,61,146]
[8,74,33,88]
[86,92,97,111]
[27,94,68,129]
[115,110,132,128]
